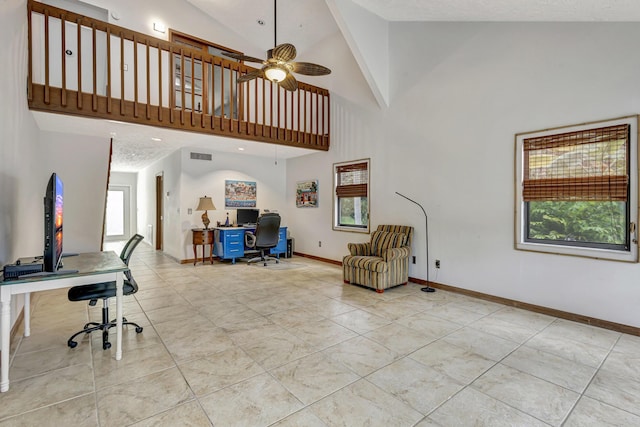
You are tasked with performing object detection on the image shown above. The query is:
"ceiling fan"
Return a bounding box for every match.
[221,0,331,92]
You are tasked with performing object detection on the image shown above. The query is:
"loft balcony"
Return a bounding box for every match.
[26,0,330,151]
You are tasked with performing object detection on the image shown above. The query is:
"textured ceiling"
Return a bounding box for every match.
[32,112,315,173]
[36,0,640,172]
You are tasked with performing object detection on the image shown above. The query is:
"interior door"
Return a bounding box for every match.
[155,174,163,251]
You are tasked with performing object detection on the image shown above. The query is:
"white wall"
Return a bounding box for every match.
[0,0,45,346]
[287,22,640,328]
[43,132,111,252]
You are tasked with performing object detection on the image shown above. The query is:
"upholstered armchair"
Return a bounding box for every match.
[342,225,414,293]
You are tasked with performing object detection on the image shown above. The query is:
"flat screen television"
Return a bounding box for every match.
[236,208,259,226]
[43,173,64,272]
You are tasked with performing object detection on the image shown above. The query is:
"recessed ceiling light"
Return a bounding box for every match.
[238,147,245,151]
[257,19,265,26]
[151,137,162,141]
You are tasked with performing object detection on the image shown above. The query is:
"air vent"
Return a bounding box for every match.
[190,152,212,161]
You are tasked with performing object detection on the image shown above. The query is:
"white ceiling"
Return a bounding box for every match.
[351,0,640,21]
[34,0,640,172]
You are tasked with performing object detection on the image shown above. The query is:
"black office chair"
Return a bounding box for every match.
[245,213,281,266]
[67,234,144,350]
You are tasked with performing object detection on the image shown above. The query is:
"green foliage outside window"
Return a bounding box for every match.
[528,201,626,245]
[339,197,368,227]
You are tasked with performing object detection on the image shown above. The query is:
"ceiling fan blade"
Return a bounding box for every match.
[221,51,264,64]
[237,68,264,83]
[272,43,297,62]
[278,72,298,92]
[290,62,331,76]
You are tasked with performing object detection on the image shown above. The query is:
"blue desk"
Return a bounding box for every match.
[213,226,287,264]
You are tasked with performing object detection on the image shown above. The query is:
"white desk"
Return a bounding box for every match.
[0,251,127,392]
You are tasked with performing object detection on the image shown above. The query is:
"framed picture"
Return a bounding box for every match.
[296,180,319,208]
[225,180,257,208]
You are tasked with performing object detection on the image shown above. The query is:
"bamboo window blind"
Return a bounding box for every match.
[522,124,629,202]
[335,161,368,198]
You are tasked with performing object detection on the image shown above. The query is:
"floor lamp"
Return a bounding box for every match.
[395,192,435,293]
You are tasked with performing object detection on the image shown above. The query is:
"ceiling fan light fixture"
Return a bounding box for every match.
[264,64,287,82]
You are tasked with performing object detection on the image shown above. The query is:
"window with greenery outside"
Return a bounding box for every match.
[334,160,369,231]
[523,124,629,251]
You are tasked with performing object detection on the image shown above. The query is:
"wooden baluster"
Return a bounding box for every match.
[119,32,124,115]
[43,10,50,104]
[60,14,67,107]
[262,78,266,137]
[303,90,307,143]
[106,27,111,113]
[211,60,216,129]
[284,91,293,141]
[254,77,258,136]
[76,18,82,109]
[201,59,207,128]
[320,90,325,145]
[297,88,301,143]
[133,35,138,118]
[229,65,235,132]
[270,80,274,139]
[92,24,97,111]
[168,46,174,123]
[157,44,162,121]
[145,40,150,119]
[191,52,195,127]
[220,62,225,131]
[27,2,33,101]
[316,89,320,145]
[327,92,331,148]
[180,49,185,125]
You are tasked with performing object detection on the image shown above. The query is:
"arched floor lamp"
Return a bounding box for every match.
[395,192,435,293]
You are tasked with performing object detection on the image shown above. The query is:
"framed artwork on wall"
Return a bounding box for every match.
[296,180,319,208]
[225,180,257,208]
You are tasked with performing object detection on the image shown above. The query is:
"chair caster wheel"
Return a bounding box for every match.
[68,340,77,348]
[103,342,112,350]
[135,326,143,333]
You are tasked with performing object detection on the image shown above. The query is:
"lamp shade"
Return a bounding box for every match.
[196,196,216,211]
[264,64,287,83]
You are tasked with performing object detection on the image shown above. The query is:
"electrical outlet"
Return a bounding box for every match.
[435,259,441,269]
[412,256,416,264]
[318,241,322,247]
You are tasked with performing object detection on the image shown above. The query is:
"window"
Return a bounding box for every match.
[515,116,638,262]
[334,159,370,232]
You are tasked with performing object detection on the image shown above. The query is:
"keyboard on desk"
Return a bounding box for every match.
[243,224,256,228]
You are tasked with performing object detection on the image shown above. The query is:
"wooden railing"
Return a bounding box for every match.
[27,0,330,151]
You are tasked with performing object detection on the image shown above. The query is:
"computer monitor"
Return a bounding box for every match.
[236,208,259,226]
[43,173,64,272]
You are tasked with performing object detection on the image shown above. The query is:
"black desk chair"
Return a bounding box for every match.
[67,234,144,350]
[244,213,281,266]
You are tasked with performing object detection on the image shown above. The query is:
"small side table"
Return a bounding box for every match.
[192,228,214,265]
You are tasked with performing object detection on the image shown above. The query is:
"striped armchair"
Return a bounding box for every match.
[342,225,414,293]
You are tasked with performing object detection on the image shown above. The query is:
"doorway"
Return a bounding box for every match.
[104,185,131,242]
[155,174,163,251]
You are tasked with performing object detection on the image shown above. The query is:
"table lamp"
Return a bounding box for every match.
[196,196,216,229]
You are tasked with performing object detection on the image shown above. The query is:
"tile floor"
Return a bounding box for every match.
[1,242,640,426]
